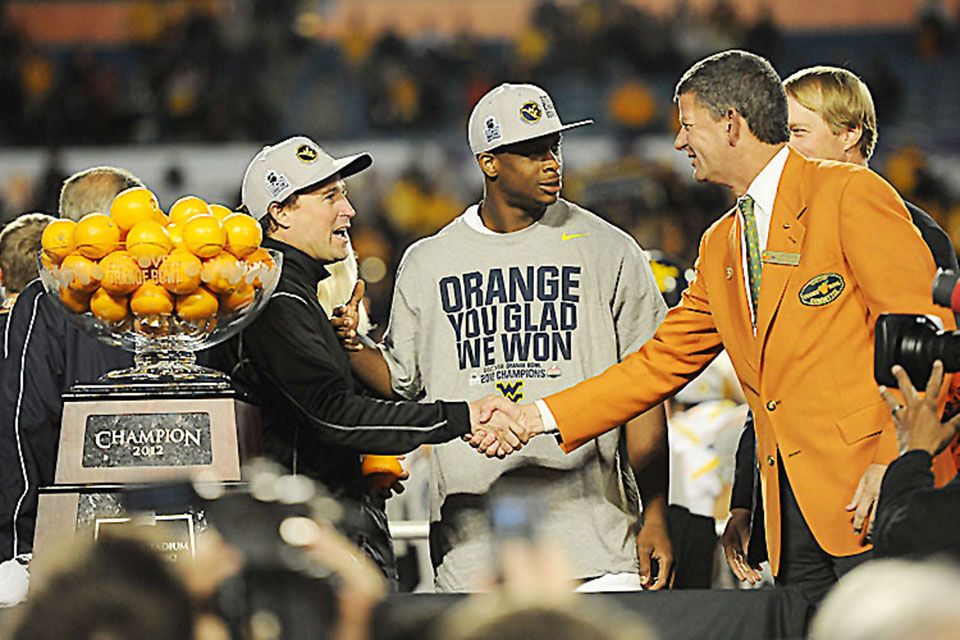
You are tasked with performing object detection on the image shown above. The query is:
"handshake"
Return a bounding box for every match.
[465,396,546,457]
[331,283,546,457]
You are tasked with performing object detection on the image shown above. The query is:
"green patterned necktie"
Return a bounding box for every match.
[739,195,761,325]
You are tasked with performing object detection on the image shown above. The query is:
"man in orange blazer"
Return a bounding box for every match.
[474,50,956,602]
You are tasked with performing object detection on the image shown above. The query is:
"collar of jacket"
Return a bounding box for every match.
[262,236,332,286]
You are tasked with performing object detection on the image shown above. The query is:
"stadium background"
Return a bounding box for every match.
[1,0,959,331]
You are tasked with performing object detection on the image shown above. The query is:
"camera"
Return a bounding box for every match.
[874,270,960,388]
[121,462,363,640]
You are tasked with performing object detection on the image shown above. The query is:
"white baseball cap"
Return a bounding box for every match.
[241,136,372,220]
[467,83,593,155]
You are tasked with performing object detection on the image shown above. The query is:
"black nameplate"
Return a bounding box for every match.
[82,413,213,468]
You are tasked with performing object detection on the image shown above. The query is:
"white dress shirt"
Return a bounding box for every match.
[536,145,791,434]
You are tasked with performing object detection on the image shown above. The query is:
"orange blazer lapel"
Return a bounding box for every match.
[757,150,807,355]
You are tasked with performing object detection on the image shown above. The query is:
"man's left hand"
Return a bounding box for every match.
[636,517,673,590]
[331,280,365,352]
[374,455,410,500]
[845,463,886,536]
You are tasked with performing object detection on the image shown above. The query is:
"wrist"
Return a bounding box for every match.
[729,507,752,522]
[524,403,546,435]
[641,503,668,524]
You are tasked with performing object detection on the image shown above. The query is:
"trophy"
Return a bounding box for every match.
[32,193,282,560]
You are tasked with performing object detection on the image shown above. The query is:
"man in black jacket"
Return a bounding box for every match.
[0,167,140,606]
[212,137,522,578]
[722,66,959,584]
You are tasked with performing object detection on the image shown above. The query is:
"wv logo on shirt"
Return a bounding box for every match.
[496,380,525,403]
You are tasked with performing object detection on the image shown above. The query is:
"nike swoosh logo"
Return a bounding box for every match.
[561,233,590,241]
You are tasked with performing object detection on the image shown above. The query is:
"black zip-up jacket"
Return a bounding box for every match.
[210,237,471,498]
[0,279,133,560]
[874,450,960,558]
[209,238,471,578]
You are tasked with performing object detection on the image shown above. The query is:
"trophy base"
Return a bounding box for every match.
[34,486,206,564]
[33,393,262,575]
[33,482,244,567]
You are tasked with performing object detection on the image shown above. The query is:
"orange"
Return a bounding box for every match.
[200,252,242,294]
[90,287,129,323]
[99,250,143,295]
[74,213,121,260]
[222,213,262,259]
[60,253,102,292]
[176,286,219,321]
[126,220,173,266]
[130,280,174,316]
[110,187,161,233]
[59,287,92,313]
[243,248,276,288]
[40,219,77,263]
[158,249,202,295]
[169,196,211,226]
[209,204,235,222]
[183,215,225,259]
[361,455,404,490]
[220,284,255,313]
[167,223,185,248]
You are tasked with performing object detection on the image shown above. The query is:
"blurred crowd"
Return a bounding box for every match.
[2,0,960,145]
[3,0,960,330]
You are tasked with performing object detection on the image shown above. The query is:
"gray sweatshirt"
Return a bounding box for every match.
[380,199,667,591]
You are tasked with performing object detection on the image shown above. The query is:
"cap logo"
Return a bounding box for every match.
[519,101,542,124]
[265,170,291,199]
[295,144,318,163]
[484,115,502,144]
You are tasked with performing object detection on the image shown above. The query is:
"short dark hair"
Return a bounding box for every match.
[9,534,194,640]
[0,212,56,293]
[675,49,789,145]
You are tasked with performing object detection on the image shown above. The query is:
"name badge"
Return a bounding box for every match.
[761,251,801,266]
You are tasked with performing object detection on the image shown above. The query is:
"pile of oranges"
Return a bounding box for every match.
[40,187,276,333]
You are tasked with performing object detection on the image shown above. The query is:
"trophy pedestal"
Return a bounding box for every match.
[33,383,260,561]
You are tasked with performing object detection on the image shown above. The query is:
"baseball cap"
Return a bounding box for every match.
[467,83,593,155]
[241,136,372,219]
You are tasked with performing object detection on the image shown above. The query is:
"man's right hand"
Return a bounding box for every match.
[466,396,541,458]
[721,508,762,584]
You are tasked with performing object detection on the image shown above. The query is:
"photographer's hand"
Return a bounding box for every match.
[303,520,386,640]
[879,360,960,456]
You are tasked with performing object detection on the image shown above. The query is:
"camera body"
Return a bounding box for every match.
[874,270,960,388]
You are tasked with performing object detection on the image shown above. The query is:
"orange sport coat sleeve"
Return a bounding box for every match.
[836,170,958,464]
[545,228,726,452]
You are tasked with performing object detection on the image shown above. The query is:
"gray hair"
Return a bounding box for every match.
[675,50,789,145]
[810,558,960,640]
[0,212,56,293]
[58,166,143,222]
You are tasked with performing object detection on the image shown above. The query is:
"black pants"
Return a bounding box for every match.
[774,460,870,605]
